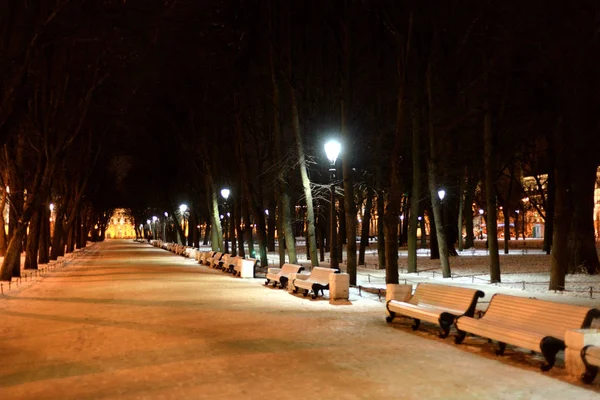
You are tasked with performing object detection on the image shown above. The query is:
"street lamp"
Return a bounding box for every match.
[163,212,168,242]
[479,208,485,239]
[146,219,151,241]
[152,216,158,241]
[438,189,446,233]
[179,204,188,244]
[437,189,446,201]
[324,139,341,270]
[221,188,230,253]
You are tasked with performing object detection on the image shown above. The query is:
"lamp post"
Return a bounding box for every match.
[49,203,55,240]
[438,188,446,232]
[221,188,230,253]
[479,208,485,239]
[163,212,168,242]
[152,216,158,241]
[146,219,151,241]
[324,139,341,270]
[179,204,188,244]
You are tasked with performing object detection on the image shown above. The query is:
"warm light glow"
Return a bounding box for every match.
[49,203,54,212]
[221,188,230,200]
[522,197,529,202]
[437,189,446,201]
[324,140,341,164]
[179,204,188,213]
[94,224,98,229]
[5,186,9,194]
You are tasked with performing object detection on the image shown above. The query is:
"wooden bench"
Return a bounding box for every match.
[293,267,337,299]
[265,263,304,289]
[209,252,223,268]
[223,256,242,274]
[217,254,232,270]
[233,258,257,278]
[386,283,484,338]
[200,251,215,265]
[455,294,600,371]
[582,345,600,384]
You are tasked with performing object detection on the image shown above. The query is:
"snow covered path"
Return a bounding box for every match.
[0,240,598,399]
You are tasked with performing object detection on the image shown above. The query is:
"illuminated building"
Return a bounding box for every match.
[105,209,136,239]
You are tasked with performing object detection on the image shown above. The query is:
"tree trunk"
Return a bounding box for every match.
[242,196,255,258]
[567,161,599,274]
[407,108,421,273]
[464,177,476,249]
[38,203,50,264]
[484,98,501,283]
[543,170,555,254]
[358,187,373,266]
[266,198,276,252]
[24,208,41,270]
[429,209,439,260]
[457,174,465,252]
[550,139,570,289]
[0,187,7,256]
[51,211,65,260]
[289,90,318,266]
[235,199,245,258]
[426,64,450,278]
[205,172,223,252]
[230,202,237,257]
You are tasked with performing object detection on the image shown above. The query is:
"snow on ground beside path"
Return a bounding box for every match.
[236,239,600,302]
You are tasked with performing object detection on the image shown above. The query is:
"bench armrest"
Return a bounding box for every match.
[268,267,282,274]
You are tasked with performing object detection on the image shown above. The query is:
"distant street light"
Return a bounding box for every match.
[163,212,168,242]
[152,216,158,240]
[179,204,188,244]
[437,189,446,201]
[479,208,485,239]
[221,188,230,253]
[325,139,341,270]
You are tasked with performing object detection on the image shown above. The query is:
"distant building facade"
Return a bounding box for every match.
[105,209,136,239]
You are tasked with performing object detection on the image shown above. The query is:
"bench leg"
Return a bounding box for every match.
[412,319,421,331]
[540,337,564,371]
[386,312,396,323]
[438,313,454,339]
[454,330,467,344]
[496,342,506,356]
[581,346,599,384]
[582,366,598,384]
[265,279,270,285]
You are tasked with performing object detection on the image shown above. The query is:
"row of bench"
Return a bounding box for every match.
[385,282,600,381]
[149,240,600,382]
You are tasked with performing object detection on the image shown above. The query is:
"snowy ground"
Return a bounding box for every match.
[0,240,599,399]
[246,239,600,304]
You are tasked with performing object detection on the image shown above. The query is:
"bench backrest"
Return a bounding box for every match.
[409,283,484,314]
[212,252,223,263]
[481,294,598,339]
[280,263,304,276]
[220,254,231,264]
[307,267,336,284]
